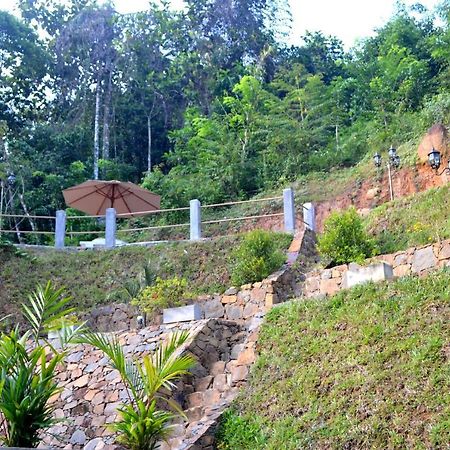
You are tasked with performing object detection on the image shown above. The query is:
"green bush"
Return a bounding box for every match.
[131,276,189,317]
[216,408,267,449]
[230,230,288,286]
[318,207,377,265]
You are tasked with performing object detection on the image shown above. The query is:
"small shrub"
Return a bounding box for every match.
[230,230,287,286]
[318,207,377,265]
[216,408,267,449]
[132,276,189,317]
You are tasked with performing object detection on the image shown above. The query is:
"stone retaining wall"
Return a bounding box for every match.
[303,239,450,298]
[42,229,316,450]
[46,318,252,450]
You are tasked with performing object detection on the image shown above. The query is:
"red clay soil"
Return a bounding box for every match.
[314,124,449,230]
[314,163,449,231]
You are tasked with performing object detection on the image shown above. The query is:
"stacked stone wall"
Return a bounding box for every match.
[303,239,450,298]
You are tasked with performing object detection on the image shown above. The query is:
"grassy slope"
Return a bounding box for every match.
[0,236,240,319]
[366,183,450,254]
[0,232,292,321]
[217,269,450,449]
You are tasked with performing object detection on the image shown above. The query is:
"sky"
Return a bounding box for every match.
[1,0,443,49]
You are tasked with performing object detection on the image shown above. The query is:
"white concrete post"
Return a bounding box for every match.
[303,202,316,232]
[190,199,201,241]
[283,188,296,234]
[105,208,117,249]
[55,210,66,249]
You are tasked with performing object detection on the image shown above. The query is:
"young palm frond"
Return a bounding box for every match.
[113,400,176,450]
[139,333,195,401]
[0,282,83,447]
[79,329,196,450]
[22,281,75,343]
[78,332,141,402]
[143,263,156,288]
[0,337,63,447]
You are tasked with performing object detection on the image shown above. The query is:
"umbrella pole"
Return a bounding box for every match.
[111,184,115,209]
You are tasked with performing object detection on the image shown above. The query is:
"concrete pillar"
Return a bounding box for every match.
[105,208,117,249]
[283,188,296,234]
[190,199,201,241]
[303,202,316,232]
[55,210,66,249]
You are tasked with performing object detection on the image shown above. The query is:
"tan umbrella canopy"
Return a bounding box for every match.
[63,180,161,216]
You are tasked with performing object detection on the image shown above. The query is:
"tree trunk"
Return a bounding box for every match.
[6,184,22,243]
[19,179,36,233]
[102,70,112,162]
[335,123,339,152]
[147,115,152,173]
[93,78,101,180]
[0,180,4,235]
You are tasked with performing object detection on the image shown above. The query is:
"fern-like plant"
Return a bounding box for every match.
[80,330,196,450]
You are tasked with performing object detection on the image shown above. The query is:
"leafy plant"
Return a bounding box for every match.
[108,262,157,303]
[318,207,377,265]
[79,331,196,450]
[0,237,32,260]
[132,276,189,318]
[230,230,288,286]
[0,281,83,447]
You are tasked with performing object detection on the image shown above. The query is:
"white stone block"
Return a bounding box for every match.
[163,304,201,324]
[342,262,393,289]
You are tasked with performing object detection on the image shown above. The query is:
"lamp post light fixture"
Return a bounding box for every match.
[373,152,382,168]
[373,146,401,201]
[427,148,450,175]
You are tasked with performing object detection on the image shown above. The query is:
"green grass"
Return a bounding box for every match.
[365,183,450,254]
[216,269,450,449]
[0,231,292,322]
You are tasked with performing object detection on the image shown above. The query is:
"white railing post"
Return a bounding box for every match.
[105,208,117,248]
[303,202,316,232]
[283,188,295,234]
[55,210,66,249]
[190,199,201,241]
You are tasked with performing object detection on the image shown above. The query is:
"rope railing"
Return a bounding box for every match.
[201,196,283,209]
[66,214,105,220]
[0,214,55,220]
[0,188,315,248]
[203,212,284,225]
[119,222,190,233]
[0,229,54,235]
[66,230,105,235]
[116,206,190,218]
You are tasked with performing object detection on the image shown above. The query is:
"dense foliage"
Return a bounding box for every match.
[217,268,450,449]
[132,276,190,318]
[1,1,450,240]
[318,206,377,265]
[0,282,83,447]
[230,230,290,285]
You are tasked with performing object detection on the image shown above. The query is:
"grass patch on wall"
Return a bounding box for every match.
[366,183,450,254]
[216,269,450,449]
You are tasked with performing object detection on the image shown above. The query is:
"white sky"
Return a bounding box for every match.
[0,0,443,49]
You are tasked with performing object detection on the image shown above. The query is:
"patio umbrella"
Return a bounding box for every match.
[63,180,161,216]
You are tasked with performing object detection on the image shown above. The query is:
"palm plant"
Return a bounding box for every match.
[0,281,84,447]
[80,330,196,450]
[108,262,156,303]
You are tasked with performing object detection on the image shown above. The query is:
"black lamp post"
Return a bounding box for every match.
[427,148,450,175]
[373,153,382,168]
[373,146,401,201]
